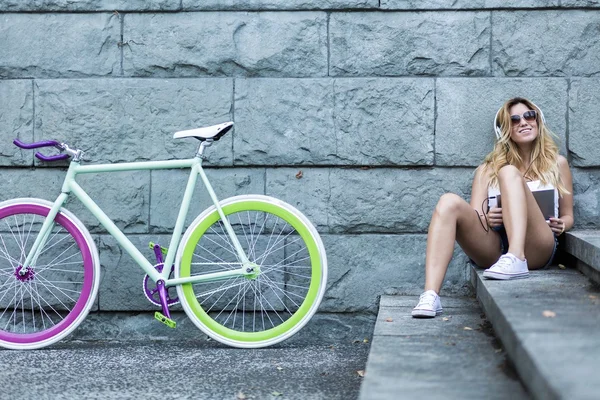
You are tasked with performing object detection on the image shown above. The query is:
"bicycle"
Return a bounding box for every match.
[1,121,327,350]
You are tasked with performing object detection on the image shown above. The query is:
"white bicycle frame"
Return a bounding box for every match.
[22,144,253,287]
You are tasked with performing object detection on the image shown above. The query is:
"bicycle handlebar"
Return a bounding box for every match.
[35,152,70,162]
[13,138,71,163]
[13,138,61,150]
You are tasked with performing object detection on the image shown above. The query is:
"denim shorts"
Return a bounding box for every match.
[493,225,558,269]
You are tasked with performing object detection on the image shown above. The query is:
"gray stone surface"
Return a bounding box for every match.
[472,265,600,400]
[562,0,600,5]
[34,78,233,165]
[333,78,434,165]
[0,79,33,166]
[122,12,328,77]
[571,169,600,229]
[321,235,470,313]
[150,168,265,231]
[564,230,600,284]
[436,78,568,166]
[234,78,336,165]
[493,11,600,77]
[183,0,378,9]
[328,168,473,233]
[382,0,558,8]
[265,167,330,231]
[0,0,179,10]
[330,12,490,76]
[0,13,120,78]
[235,78,434,166]
[97,234,180,311]
[569,79,600,167]
[359,295,528,400]
[0,168,150,234]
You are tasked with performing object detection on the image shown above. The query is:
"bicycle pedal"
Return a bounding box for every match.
[148,242,168,256]
[154,311,176,328]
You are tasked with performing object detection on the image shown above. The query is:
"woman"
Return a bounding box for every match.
[412,97,574,318]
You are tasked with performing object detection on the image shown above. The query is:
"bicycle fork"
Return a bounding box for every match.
[20,193,69,275]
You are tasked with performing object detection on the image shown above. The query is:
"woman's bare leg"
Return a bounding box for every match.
[424,193,502,293]
[496,165,555,268]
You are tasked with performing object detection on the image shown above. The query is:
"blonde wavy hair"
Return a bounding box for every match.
[478,97,569,195]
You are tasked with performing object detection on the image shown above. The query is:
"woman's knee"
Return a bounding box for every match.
[435,193,465,216]
[498,165,523,183]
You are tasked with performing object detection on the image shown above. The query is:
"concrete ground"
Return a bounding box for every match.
[0,313,375,400]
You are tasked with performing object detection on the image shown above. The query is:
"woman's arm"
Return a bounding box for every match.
[471,166,493,228]
[554,155,574,233]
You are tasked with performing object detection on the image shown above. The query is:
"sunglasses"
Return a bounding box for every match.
[510,110,537,125]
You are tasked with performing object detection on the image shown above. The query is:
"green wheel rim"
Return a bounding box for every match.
[180,200,322,343]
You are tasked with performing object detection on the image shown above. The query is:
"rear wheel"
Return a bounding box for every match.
[0,198,100,349]
[176,195,327,348]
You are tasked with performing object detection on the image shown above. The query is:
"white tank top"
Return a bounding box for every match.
[488,180,559,217]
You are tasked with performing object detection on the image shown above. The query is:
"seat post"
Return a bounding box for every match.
[196,139,213,159]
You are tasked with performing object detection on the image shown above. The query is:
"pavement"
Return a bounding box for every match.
[0,313,375,400]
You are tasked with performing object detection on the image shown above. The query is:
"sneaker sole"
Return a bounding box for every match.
[411,309,443,318]
[482,271,529,280]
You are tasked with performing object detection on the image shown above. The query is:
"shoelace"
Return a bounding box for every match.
[417,292,437,308]
[492,254,517,270]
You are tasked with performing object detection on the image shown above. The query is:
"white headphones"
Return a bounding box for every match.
[493,101,546,140]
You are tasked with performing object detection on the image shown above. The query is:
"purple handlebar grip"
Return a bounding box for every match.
[35,152,70,162]
[13,138,60,149]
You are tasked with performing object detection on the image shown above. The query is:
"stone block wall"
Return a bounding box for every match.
[2,1,600,313]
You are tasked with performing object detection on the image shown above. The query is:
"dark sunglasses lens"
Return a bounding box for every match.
[510,110,537,124]
[523,110,537,121]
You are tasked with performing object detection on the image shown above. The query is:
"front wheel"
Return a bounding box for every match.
[0,198,100,350]
[176,195,327,348]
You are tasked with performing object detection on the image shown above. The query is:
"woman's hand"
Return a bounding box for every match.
[487,207,503,229]
[548,217,566,236]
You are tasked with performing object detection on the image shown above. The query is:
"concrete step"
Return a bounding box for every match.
[564,230,600,285]
[471,264,600,400]
[358,295,528,400]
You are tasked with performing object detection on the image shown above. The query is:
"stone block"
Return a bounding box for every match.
[493,11,600,77]
[97,234,180,311]
[561,0,600,5]
[34,79,233,165]
[571,169,600,229]
[0,13,120,78]
[72,171,150,234]
[234,79,335,165]
[0,168,67,202]
[334,78,434,165]
[569,79,600,167]
[265,168,330,232]
[150,168,265,232]
[0,1,179,11]
[328,168,473,233]
[123,12,327,77]
[381,0,558,8]
[436,78,568,166]
[182,0,377,9]
[0,168,150,233]
[0,80,33,166]
[320,234,470,312]
[329,12,490,76]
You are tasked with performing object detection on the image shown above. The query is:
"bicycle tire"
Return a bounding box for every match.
[0,198,100,349]
[176,195,327,348]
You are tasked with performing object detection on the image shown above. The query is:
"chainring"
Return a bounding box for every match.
[142,263,179,306]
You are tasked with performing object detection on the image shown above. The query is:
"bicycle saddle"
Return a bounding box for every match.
[173,121,234,141]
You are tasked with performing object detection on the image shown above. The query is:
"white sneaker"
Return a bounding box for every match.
[412,290,443,318]
[483,253,529,280]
